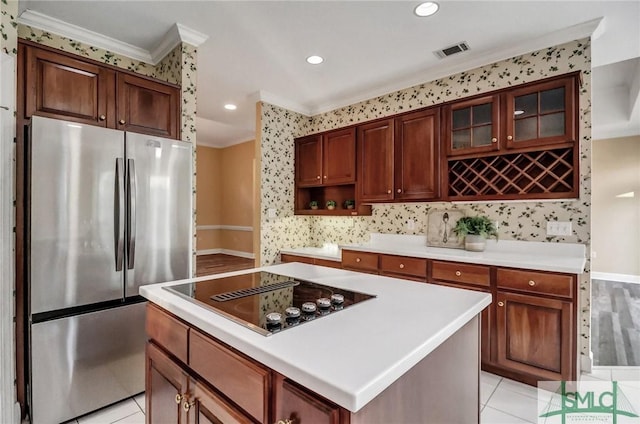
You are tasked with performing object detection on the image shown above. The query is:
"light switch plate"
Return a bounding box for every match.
[546,221,572,236]
[267,208,277,219]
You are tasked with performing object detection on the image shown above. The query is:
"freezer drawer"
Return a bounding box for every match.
[30,302,146,424]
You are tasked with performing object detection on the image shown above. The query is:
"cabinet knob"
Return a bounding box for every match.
[175,393,183,404]
[507,135,513,141]
[498,301,504,307]
[316,176,320,179]
[324,175,327,179]
[119,119,126,125]
[455,271,461,277]
[491,137,497,143]
[182,399,195,412]
[277,420,293,424]
[528,280,536,286]
[397,189,402,193]
[99,115,106,121]
[399,264,405,269]
[387,189,392,194]
[356,258,361,263]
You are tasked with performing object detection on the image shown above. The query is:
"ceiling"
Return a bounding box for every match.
[17,1,640,147]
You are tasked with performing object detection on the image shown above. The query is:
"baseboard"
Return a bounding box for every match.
[591,272,640,285]
[196,248,255,259]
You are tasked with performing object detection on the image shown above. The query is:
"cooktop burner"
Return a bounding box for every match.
[164,271,376,336]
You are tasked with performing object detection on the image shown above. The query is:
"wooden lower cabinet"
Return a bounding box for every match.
[495,291,573,381]
[273,374,345,424]
[281,254,342,269]
[146,342,189,424]
[146,306,350,424]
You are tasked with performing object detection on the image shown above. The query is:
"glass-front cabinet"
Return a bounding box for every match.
[504,76,577,149]
[444,95,500,156]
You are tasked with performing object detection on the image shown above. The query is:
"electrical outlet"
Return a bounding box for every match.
[407,219,415,231]
[546,221,572,236]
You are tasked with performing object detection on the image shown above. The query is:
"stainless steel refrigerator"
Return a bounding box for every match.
[27,116,192,424]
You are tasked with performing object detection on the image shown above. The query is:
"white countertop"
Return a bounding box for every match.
[283,234,586,274]
[140,262,491,412]
[280,243,341,262]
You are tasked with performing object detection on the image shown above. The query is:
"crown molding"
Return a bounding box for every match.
[18,10,209,65]
[309,17,604,115]
[150,23,209,63]
[18,9,153,63]
[256,90,312,116]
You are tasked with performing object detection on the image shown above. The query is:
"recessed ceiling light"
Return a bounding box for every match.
[306,55,324,65]
[414,2,439,17]
[224,104,237,111]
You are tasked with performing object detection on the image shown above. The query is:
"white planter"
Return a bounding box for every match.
[465,235,486,252]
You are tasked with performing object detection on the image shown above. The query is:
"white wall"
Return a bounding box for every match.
[591,136,640,279]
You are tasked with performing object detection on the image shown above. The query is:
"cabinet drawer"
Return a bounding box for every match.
[431,261,490,287]
[315,259,342,269]
[341,250,379,271]
[189,329,270,423]
[146,304,189,364]
[281,254,315,264]
[380,255,427,278]
[496,268,574,298]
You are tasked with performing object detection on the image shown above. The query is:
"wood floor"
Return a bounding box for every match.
[196,254,255,277]
[591,279,640,366]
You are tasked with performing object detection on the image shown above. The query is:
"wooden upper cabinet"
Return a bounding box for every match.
[444,95,500,157]
[323,128,356,185]
[295,134,323,187]
[394,108,440,200]
[357,119,394,202]
[504,76,577,149]
[117,73,180,139]
[25,46,115,126]
[495,291,573,381]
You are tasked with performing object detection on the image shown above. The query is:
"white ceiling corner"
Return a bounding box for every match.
[18,10,209,66]
[17,9,153,63]
[628,61,640,121]
[309,17,604,116]
[258,90,312,117]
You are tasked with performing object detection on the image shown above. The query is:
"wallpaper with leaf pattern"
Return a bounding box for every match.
[259,38,593,365]
[1,0,18,56]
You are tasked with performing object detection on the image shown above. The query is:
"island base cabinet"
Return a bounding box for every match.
[146,342,189,424]
[273,374,345,424]
[189,380,254,424]
[496,292,573,382]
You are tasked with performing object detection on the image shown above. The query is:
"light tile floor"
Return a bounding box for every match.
[66,368,640,424]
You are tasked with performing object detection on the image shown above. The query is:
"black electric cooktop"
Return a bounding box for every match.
[164,271,376,336]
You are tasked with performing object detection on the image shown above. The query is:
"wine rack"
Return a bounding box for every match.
[448,147,576,200]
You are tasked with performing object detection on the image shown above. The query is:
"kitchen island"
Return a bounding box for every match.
[140,262,491,423]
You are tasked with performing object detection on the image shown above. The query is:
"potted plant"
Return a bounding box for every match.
[343,199,355,210]
[309,200,319,210]
[453,215,498,252]
[326,200,337,210]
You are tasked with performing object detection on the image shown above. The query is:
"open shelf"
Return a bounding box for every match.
[294,205,372,216]
[294,184,372,216]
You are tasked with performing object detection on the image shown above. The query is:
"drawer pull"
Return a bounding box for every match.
[387,189,392,194]
[498,301,504,307]
[528,280,536,286]
[316,175,320,179]
[119,119,126,125]
[175,393,183,404]
[356,258,361,263]
[455,271,461,276]
[99,114,106,121]
[491,137,497,143]
[399,264,405,269]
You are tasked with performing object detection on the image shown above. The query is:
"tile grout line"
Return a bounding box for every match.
[110,410,143,424]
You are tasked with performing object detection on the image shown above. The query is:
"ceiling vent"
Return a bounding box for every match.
[434,42,470,59]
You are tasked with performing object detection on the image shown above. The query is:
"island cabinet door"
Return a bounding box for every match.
[273,374,345,424]
[187,379,253,424]
[495,292,573,381]
[146,342,189,424]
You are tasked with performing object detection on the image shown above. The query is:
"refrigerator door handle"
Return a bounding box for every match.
[114,158,125,271]
[127,158,137,269]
